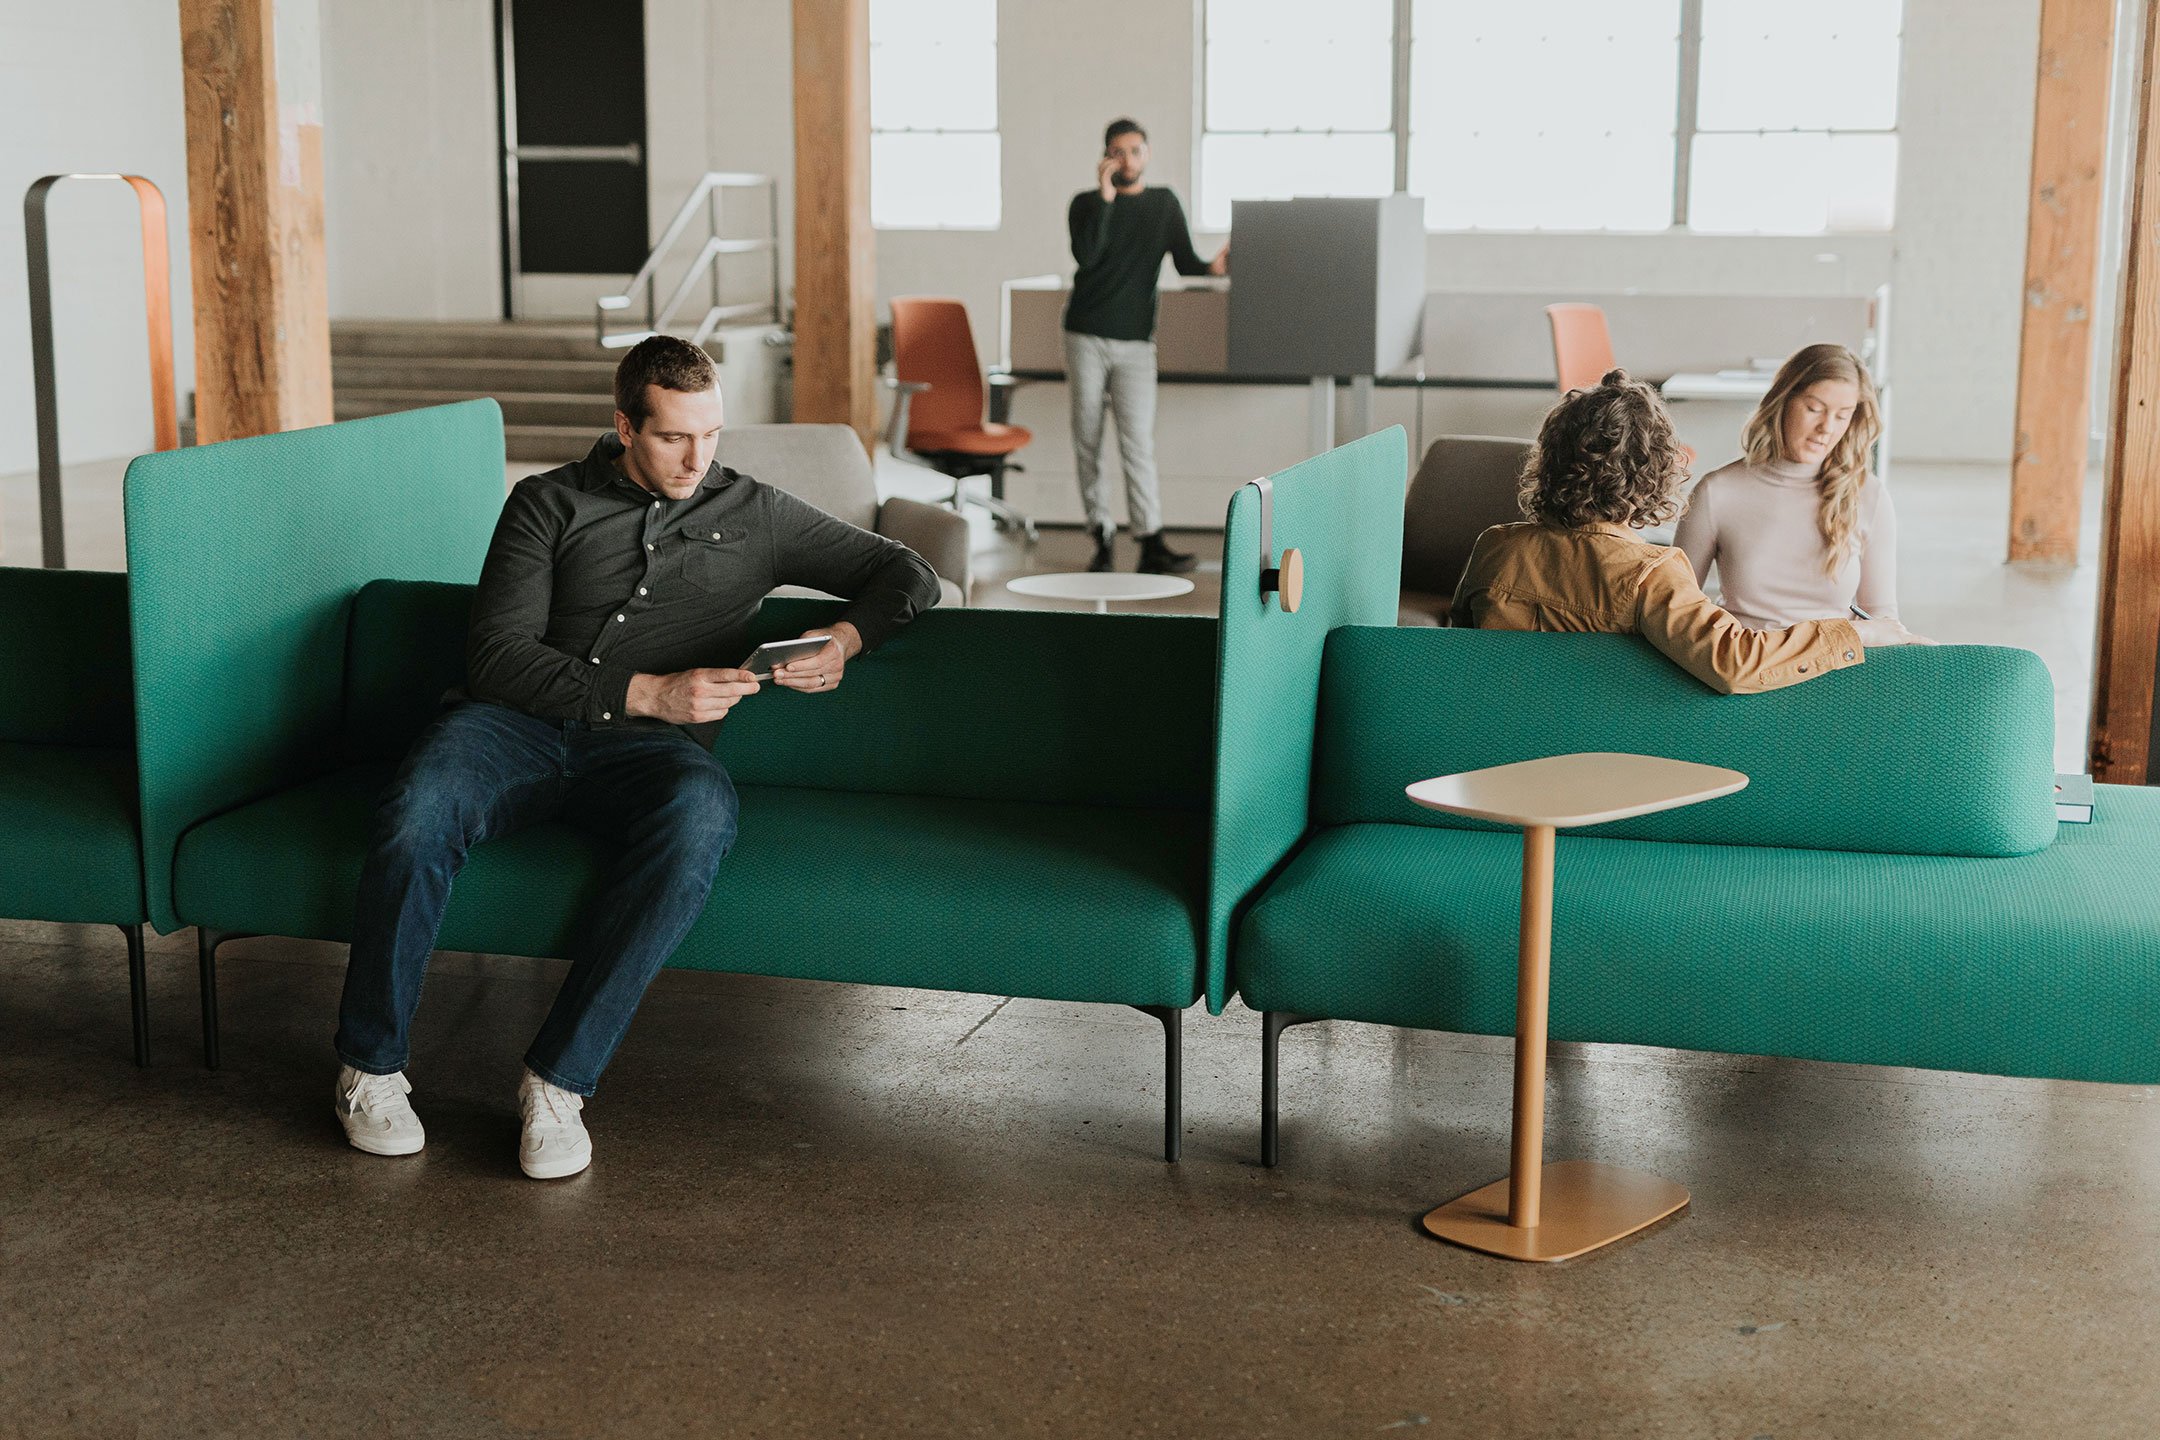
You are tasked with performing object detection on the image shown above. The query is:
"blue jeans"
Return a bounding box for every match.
[333,701,739,1096]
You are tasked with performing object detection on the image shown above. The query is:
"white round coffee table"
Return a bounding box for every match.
[1005,572,1195,614]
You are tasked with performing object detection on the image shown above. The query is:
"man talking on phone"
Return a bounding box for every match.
[1064,117,1228,574]
[330,335,939,1179]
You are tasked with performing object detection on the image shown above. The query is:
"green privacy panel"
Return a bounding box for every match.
[1237,797,2160,1085]
[124,402,506,932]
[343,584,1216,814]
[1314,627,2057,858]
[0,567,133,748]
[1207,427,1408,1012]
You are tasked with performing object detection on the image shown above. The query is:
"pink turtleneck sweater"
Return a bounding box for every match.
[1673,456,1899,630]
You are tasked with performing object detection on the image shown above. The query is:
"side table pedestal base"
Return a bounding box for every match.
[1421,1159,1689,1263]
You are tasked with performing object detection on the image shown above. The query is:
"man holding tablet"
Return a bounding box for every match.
[331,335,940,1179]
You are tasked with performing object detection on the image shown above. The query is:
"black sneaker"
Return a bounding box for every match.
[1136,531,1197,575]
[1087,531,1117,572]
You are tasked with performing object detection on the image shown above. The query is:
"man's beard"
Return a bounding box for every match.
[1114,169,1140,187]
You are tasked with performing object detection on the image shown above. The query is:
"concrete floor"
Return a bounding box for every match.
[0,448,2144,1436]
[5,917,2159,1438]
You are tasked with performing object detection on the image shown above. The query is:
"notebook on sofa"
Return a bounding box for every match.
[2056,773,2094,824]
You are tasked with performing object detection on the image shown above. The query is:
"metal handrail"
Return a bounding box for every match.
[25,173,178,569]
[596,171,782,350]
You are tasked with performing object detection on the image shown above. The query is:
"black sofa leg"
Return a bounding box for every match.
[1131,1004,1183,1163]
[1262,1011,1322,1168]
[116,924,148,1067]
[197,928,234,1071]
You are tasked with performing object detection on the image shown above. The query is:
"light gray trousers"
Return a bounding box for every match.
[1063,331,1162,539]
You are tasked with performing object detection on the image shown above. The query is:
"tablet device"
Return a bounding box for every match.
[740,636,834,681]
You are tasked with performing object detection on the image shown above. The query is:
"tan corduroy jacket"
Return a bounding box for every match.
[1450,522,1863,695]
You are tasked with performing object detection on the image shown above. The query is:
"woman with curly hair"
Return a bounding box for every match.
[1450,369,1917,694]
[1675,344,1925,639]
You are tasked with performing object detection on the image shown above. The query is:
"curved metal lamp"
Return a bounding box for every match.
[25,173,179,569]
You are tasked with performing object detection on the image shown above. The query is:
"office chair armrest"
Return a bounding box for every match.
[876,496,971,605]
[881,376,933,460]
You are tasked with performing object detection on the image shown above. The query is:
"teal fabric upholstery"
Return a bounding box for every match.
[1238,790,2160,1084]
[1315,627,2058,857]
[177,580,1214,1009]
[0,744,142,923]
[124,402,506,932]
[175,770,1204,1008]
[0,567,133,748]
[0,567,143,924]
[1206,428,1408,1011]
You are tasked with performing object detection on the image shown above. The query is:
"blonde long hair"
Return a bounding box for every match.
[1740,344,1882,576]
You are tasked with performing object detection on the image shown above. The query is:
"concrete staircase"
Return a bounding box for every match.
[333,321,617,462]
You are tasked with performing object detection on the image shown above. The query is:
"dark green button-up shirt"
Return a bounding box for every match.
[466,434,941,746]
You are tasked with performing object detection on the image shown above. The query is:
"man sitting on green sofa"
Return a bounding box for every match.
[332,335,941,1179]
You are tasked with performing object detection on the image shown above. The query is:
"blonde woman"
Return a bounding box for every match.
[1675,345,1926,639]
[1452,369,1914,695]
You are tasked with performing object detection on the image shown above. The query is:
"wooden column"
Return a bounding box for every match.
[2091,0,2160,781]
[178,0,332,443]
[791,0,878,448]
[2009,0,2118,564]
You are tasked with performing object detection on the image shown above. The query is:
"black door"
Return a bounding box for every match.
[497,0,648,313]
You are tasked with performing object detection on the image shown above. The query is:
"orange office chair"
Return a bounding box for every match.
[886,296,1037,541]
[1545,303,1618,394]
[1545,302,1694,468]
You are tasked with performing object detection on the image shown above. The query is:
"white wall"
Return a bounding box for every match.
[313,0,2053,478]
[0,0,196,478]
[321,0,500,320]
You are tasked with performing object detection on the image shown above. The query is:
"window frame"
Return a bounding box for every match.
[1195,0,1903,236]
[867,0,1003,232]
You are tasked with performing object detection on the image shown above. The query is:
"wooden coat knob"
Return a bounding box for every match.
[1261,547,1304,612]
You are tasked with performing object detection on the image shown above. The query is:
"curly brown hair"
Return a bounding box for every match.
[1518,369,1690,530]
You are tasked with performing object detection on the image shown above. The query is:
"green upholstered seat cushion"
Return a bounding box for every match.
[172,766,1203,1008]
[0,743,143,922]
[0,567,132,748]
[1236,788,2160,1085]
[1314,627,2058,858]
[342,581,1216,813]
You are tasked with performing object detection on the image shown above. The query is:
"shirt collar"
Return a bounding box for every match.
[581,433,736,499]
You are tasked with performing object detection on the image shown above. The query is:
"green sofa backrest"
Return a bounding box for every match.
[1313,626,2059,857]
[1207,428,1409,1010]
[124,402,507,931]
[0,567,133,749]
[343,581,1216,812]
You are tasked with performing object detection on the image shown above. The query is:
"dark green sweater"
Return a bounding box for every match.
[1062,187,1212,342]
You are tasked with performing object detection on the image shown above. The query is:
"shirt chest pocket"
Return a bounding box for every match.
[680,527,753,591]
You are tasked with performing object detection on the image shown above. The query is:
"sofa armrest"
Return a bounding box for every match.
[876,496,971,605]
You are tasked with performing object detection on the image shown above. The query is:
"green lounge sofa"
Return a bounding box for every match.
[1236,624,2160,1164]
[0,566,151,1063]
[120,401,1246,1159]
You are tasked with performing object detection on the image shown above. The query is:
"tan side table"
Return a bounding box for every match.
[1406,751,1748,1262]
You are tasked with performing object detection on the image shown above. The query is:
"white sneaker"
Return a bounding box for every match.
[335,1065,425,1156]
[518,1069,591,1180]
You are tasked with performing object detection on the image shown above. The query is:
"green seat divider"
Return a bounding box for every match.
[1315,627,2058,858]
[1206,427,1408,1012]
[124,402,507,933]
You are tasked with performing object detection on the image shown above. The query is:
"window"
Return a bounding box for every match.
[1687,0,1902,234]
[1197,0,1397,231]
[1201,0,1902,235]
[1408,0,1680,232]
[869,0,999,229]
